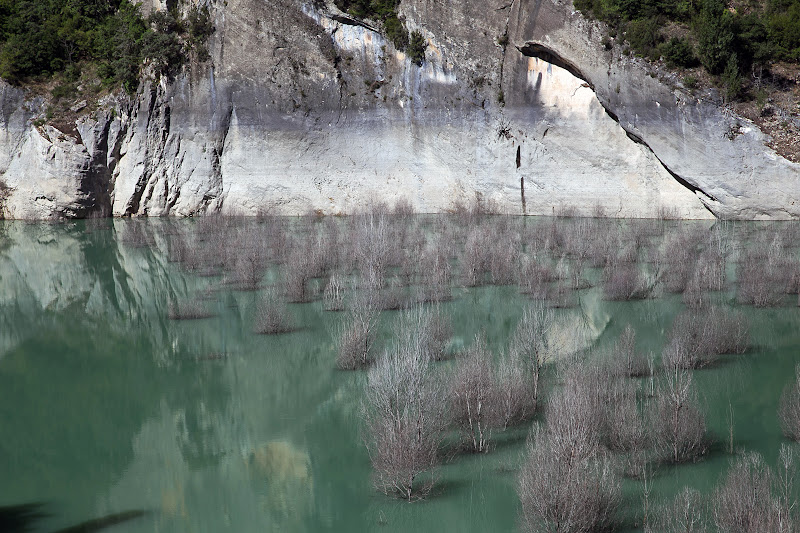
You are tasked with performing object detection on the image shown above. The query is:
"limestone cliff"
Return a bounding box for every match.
[0,0,797,220]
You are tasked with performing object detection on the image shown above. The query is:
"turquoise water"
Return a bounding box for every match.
[0,217,799,532]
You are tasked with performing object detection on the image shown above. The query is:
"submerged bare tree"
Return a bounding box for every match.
[602,379,647,456]
[779,364,800,441]
[322,272,346,311]
[449,337,498,453]
[613,324,649,378]
[739,240,792,307]
[713,452,780,533]
[662,307,749,369]
[351,207,390,289]
[654,367,707,464]
[420,305,452,361]
[363,313,446,501]
[648,487,707,533]
[777,444,799,532]
[518,375,620,533]
[495,350,535,429]
[603,260,646,301]
[336,288,380,370]
[254,289,293,334]
[508,302,554,412]
[417,238,452,303]
[285,234,327,303]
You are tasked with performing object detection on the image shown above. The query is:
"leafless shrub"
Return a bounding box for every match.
[362,320,446,501]
[261,213,290,265]
[495,352,535,429]
[518,256,557,300]
[449,337,499,453]
[316,216,342,272]
[653,367,707,464]
[662,307,749,369]
[603,261,646,301]
[738,240,793,307]
[551,360,607,452]
[713,452,780,533]
[557,355,648,472]
[585,222,619,268]
[555,204,578,219]
[547,279,577,308]
[660,228,702,293]
[661,337,696,370]
[417,240,452,303]
[461,226,492,286]
[613,325,650,378]
[393,197,415,218]
[230,232,268,290]
[450,192,500,225]
[695,249,726,291]
[592,202,607,219]
[284,235,328,303]
[421,305,452,361]
[490,236,520,285]
[336,290,380,370]
[545,220,567,256]
[350,208,391,289]
[323,272,346,311]
[648,487,707,533]
[682,276,707,310]
[508,302,553,412]
[519,374,621,533]
[385,214,422,271]
[168,298,214,320]
[459,221,521,286]
[519,428,620,533]
[395,223,426,285]
[568,258,589,290]
[602,380,647,455]
[777,444,799,532]
[377,277,414,311]
[779,364,800,441]
[167,224,223,275]
[254,290,294,334]
[561,218,597,261]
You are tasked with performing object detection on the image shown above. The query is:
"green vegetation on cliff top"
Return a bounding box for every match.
[575,0,800,100]
[0,0,213,93]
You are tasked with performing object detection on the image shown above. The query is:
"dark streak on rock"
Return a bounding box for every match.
[517,40,719,218]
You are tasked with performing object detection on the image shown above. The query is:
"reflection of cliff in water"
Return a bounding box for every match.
[0,219,343,531]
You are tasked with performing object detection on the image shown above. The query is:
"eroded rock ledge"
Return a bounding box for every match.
[0,0,797,220]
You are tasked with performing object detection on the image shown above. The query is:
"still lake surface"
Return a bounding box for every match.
[1,217,799,532]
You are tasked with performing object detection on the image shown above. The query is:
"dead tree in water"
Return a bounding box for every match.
[779,364,800,442]
[508,302,553,413]
[336,288,379,369]
[518,373,620,533]
[713,453,780,533]
[654,367,707,464]
[449,338,497,453]
[362,310,446,501]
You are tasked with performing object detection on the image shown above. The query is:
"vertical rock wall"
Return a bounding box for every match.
[0,0,796,220]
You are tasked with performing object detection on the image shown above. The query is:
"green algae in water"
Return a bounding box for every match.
[0,217,799,532]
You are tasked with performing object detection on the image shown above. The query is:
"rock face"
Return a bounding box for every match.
[0,0,797,220]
